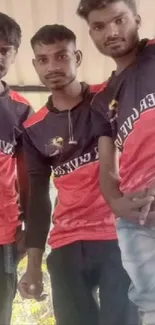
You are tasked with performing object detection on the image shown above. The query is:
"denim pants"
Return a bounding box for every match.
[116,218,155,325]
[47,240,139,325]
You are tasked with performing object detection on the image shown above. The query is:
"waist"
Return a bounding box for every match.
[50,205,117,248]
[49,226,117,249]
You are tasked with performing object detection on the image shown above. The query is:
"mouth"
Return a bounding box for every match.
[0,64,4,71]
[45,74,65,81]
[106,40,123,47]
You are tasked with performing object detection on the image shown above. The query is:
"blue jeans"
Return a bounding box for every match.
[116,218,155,325]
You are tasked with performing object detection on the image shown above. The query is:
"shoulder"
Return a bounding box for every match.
[24,105,49,129]
[9,90,30,106]
[89,82,108,94]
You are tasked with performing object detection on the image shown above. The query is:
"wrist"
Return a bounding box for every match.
[27,248,43,272]
[109,192,123,207]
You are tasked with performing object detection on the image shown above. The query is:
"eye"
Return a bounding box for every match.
[37,58,47,64]
[93,24,105,31]
[57,54,68,60]
[115,17,125,25]
[0,47,10,56]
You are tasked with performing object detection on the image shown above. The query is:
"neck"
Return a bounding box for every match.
[0,81,4,95]
[52,80,82,111]
[114,43,139,75]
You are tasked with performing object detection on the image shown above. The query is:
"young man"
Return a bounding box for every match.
[77,0,155,324]
[18,24,139,325]
[0,13,33,325]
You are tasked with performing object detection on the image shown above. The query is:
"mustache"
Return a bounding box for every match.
[45,71,65,79]
[105,38,124,46]
[0,64,4,70]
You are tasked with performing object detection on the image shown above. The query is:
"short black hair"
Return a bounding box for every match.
[0,12,21,49]
[77,0,137,20]
[31,24,76,49]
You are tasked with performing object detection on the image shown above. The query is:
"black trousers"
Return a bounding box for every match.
[0,244,17,325]
[47,240,139,325]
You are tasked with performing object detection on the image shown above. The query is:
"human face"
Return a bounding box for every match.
[32,40,82,91]
[88,1,141,58]
[0,40,16,79]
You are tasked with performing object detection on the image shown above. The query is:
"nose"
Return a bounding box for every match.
[105,22,119,40]
[47,58,60,73]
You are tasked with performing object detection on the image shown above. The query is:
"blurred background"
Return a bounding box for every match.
[1,0,155,110]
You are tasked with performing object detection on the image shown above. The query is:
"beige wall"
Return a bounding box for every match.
[0,0,155,108]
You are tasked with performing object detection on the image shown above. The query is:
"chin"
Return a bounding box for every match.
[51,84,66,90]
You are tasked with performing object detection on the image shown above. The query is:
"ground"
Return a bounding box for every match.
[12,254,55,325]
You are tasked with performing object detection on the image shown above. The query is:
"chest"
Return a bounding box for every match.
[0,98,21,155]
[113,59,155,150]
[31,106,98,170]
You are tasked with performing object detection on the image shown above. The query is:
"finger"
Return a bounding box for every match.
[139,202,152,225]
[18,283,34,299]
[145,211,155,222]
[125,189,147,199]
[121,212,145,223]
[147,183,155,197]
[132,196,154,209]
[28,283,43,297]
[35,293,48,302]
[127,210,152,220]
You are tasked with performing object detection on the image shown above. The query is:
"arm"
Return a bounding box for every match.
[16,150,29,223]
[23,129,52,264]
[98,135,153,220]
[18,128,52,299]
[26,172,51,270]
[15,105,35,257]
[15,104,34,222]
[98,136,122,204]
[91,94,154,221]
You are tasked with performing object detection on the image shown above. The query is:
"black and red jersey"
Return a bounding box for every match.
[92,39,155,194]
[23,83,117,250]
[0,82,33,244]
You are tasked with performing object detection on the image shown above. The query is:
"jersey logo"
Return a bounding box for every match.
[45,136,64,157]
[109,99,118,111]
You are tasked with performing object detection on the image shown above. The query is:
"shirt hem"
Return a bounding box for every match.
[48,233,117,249]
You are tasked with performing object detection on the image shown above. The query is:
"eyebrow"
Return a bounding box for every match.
[91,12,126,26]
[0,45,14,49]
[112,12,127,20]
[35,49,69,58]
[54,49,69,55]
[35,54,47,58]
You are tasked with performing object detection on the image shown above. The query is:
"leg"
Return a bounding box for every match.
[116,218,155,325]
[47,242,99,325]
[0,244,17,325]
[99,240,140,325]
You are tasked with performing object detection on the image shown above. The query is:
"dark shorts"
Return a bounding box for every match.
[47,240,140,325]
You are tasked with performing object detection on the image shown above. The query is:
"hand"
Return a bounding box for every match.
[142,185,155,226]
[18,269,46,301]
[16,228,27,261]
[111,190,154,224]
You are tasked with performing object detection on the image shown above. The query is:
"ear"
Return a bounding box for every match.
[32,58,37,70]
[11,49,17,64]
[135,14,141,30]
[89,28,93,40]
[75,50,83,67]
